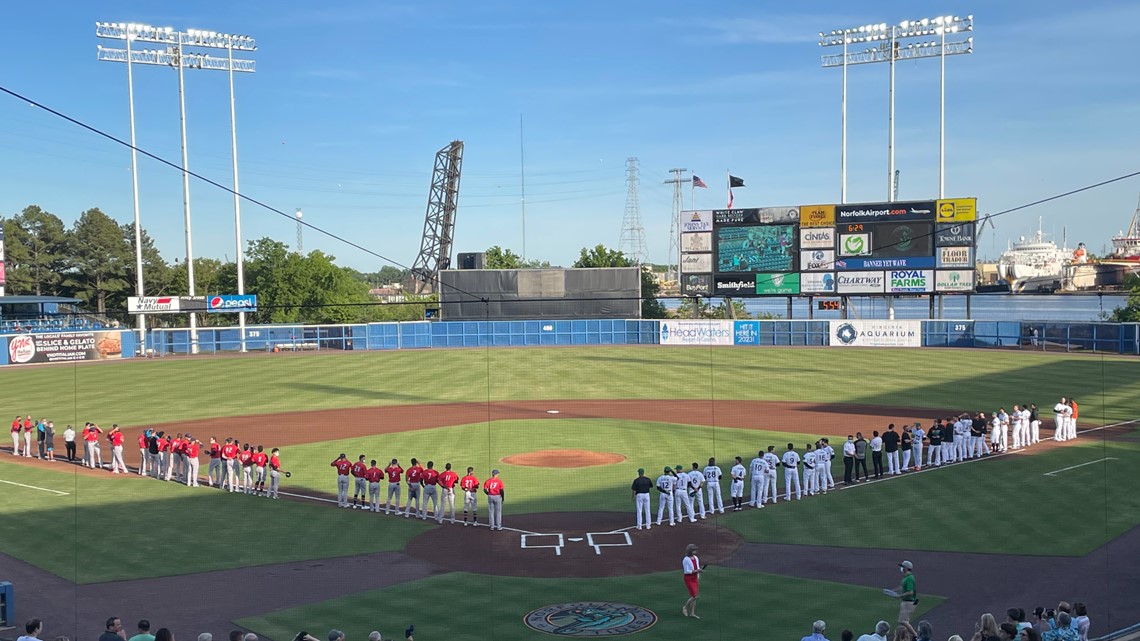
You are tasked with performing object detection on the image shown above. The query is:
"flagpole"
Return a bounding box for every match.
[691,181,695,210]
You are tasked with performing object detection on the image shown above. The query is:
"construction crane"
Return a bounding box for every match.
[411,140,464,294]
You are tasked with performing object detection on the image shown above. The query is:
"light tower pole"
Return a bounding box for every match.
[664,168,690,284]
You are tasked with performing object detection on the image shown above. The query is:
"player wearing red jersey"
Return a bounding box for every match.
[483,469,505,531]
[137,431,148,476]
[404,458,424,519]
[332,453,353,507]
[436,463,459,524]
[351,455,368,509]
[23,416,34,459]
[240,444,255,494]
[220,438,240,492]
[108,425,128,474]
[420,461,440,520]
[364,459,384,512]
[268,448,282,499]
[384,458,404,514]
[10,416,20,457]
[184,437,201,487]
[252,446,269,496]
[165,433,181,482]
[460,467,480,526]
[207,438,222,487]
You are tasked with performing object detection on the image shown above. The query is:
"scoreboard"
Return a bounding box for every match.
[679,198,977,297]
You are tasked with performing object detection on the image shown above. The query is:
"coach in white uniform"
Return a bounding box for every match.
[673,465,697,523]
[729,457,746,511]
[781,444,802,501]
[688,463,707,519]
[749,451,766,508]
[703,457,725,515]
[656,467,676,526]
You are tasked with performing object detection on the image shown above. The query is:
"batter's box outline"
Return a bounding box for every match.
[586,531,632,555]
[520,533,565,556]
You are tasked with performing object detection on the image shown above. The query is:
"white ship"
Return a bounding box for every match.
[1109,194,1140,261]
[996,218,1070,293]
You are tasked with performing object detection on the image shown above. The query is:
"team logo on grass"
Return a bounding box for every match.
[523,602,657,636]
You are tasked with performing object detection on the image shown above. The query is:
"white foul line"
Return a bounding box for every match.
[1043,458,1119,477]
[0,478,70,495]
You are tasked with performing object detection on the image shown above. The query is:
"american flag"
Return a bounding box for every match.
[692,174,708,188]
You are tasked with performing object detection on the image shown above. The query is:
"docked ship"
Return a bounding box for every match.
[1109,194,1140,261]
[996,219,1070,293]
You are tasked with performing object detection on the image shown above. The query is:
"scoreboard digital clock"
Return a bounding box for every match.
[816,299,842,311]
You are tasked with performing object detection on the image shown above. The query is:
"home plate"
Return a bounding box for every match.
[567,537,583,542]
[547,410,560,414]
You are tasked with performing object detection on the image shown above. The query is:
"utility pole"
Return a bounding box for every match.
[664,168,690,283]
[618,157,648,264]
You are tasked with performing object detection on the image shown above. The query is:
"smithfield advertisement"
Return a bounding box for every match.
[6,330,125,364]
[829,320,922,348]
[660,320,734,346]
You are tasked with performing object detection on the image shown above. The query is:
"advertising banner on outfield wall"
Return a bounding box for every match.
[5,330,125,364]
[734,320,759,345]
[660,320,734,345]
[681,232,713,252]
[830,320,922,347]
[128,296,209,314]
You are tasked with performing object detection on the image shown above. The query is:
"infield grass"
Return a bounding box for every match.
[0,459,430,583]
[0,347,1137,426]
[237,568,942,641]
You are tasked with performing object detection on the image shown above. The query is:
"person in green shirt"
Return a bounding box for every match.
[127,620,155,641]
[895,561,918,639]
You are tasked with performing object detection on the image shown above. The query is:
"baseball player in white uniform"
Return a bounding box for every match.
[910,424,924,471]
[703,457,725,514]
[956,417,970,461]
[821,438,836,490]
[688,463,707,519]
[673,465,697,523]
[763,446,780,504]
[781,444,802,501]
[1065,399,1077,440]
[656,467,676,526]
[749,451,766,508]
[1010,405,1024,449]
[1053,398,1066,441]
[729,456,746,511]
[802,445,817,496]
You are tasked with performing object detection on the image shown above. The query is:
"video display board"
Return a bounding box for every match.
[677,198,976,297]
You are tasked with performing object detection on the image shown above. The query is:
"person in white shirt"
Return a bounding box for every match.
[749,451,766,508]
[801,620,830,641]
[681,543,703,618]
[672,465,697,523]
[843,435,857,485]
[910,424,924,471]
[63,425,76,463]
[1053,397,1067,441]
[781,444,802,501]
[1010,405,1024,449]
[820,438,836,490]
[656,467,676,526]
[763,446,780,504]
[1019,405,1032,448]
[803,445,818,496]
[687,463,706,519]
[956,416,970,461]
[729,456,746,511]
[857,621,891,641]
[870,431,884,479]
[703,457,725,515]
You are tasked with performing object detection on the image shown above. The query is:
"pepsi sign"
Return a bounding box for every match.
[206,294,258,313]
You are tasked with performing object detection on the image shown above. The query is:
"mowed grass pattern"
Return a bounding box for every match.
[237,568,941,641]
[0,347,1136,426]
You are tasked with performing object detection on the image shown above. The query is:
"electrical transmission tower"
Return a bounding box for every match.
[618,157,648,264]
[664,168,690,282]
[411,140,465,294]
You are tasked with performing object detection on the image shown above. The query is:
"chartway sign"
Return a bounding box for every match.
[207,294,258,313]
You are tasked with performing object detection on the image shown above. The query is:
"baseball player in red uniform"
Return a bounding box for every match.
[364,459,384,512]
[240,444,255,494]
[184,436,201,486]
[252,445,269,495]
[220,438,239,492]
[483,469,505,531]
[268,448,282,499]
[332,453,352,507]
[23,416,34,459]
[206,438,222,487]
[384,458,403,514]
[420,461,440,520]
[137,431,149,476]
[10,416,20,456]
[404,458,424,518]
[351,455,368,509]
[460,467,480,526]
[165,433,180,481]
[83,423,100,468]
[108,426,128,474]
[437,462,459,523]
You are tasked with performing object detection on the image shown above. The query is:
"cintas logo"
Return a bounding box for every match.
[8,335,36,363]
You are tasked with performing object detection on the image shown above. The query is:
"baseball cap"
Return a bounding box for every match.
[492,469,500,475]
[675,464,683,471]
[637,467,645,475]
[900,560,913,570]
[664,466,671,472]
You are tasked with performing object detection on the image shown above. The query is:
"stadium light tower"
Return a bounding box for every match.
[96,22,256,351]
[819,15,973,201]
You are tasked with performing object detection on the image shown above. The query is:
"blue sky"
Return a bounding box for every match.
[2,0,1139,272]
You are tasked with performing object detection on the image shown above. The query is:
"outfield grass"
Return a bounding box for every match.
[237,568,941,641]
[0,459,430,583]
[0,347,1137,426]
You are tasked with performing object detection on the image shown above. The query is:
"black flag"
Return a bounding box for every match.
[729,175,745,188]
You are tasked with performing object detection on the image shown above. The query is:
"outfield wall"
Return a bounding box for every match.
[0,320,1136,365]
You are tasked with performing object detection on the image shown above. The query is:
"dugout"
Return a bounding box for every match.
[438,267,641,321]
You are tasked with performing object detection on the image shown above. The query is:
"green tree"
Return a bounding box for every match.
[2,205,70,295]
[572,244,666,318]
[1108,283,1140,322]
[63,208,131,314]
[485,245,523,269]
[572,244,628,268]
[122,223,174,297]
[245,238,300,324]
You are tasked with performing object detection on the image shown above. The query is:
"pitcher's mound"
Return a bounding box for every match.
[502,449,626,468]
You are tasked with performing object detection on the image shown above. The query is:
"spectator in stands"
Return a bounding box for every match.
[1043,614,1077,641]
[228,630,243,641]
[198,634,212,641]
[801,620,829,641]
[841,630,854,641]
[999,623,1018,641]
[893,626,913,641]
[329,631,345,641]
[1008,609,1032,633]
[16,618,43,641]
[1032,609,1051,636]
[243,635,257,641]
[1021,628,1042,641]
[857,621,891,641]
[1049,604,1072,631]
[99,618,128,641]
[1071,604,1089,641]
[915,621,933,641]
[153,629,174,641]
[949,636,964,641]
[971,613,1001,641]
[127,620,154,641]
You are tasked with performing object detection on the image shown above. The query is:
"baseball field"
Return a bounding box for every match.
[1,345,1139,641]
